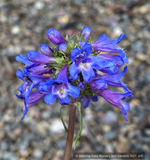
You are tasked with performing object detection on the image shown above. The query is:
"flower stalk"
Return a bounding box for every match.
[63,102,76,160]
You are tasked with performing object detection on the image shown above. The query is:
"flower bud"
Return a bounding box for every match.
[47,28,67,45]
[27,51,55,64]
[77,82,85,92]
[59,43,68,53]
[40,44,53,56]
[81,26,91,40]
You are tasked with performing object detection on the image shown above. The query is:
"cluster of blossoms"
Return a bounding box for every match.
[16,26,133,121]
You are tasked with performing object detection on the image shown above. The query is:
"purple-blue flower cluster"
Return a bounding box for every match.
[16,26,133,121]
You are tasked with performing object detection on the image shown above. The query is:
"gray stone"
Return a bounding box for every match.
[105,131,116,140]
[32,148,43,159]
[50,119,65,135]
[3,152,18,160]
[0,141,8,151]
[100,111,118,124]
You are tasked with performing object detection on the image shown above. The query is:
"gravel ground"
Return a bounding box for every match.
[0,0,150,160]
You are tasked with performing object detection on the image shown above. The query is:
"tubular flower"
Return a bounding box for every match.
[69,43,113,82]
[97,90,133,121]
[80,95,98,108]
[40,44,54,56]
[16,69,49,119]
[24,64,52,75]
[47,28,67,45]
[27,50,55,64]
[81,26,91,40]
[39,65,80,105]
[92,34,128,64]
[16,54,35,67]
[59,43,68,53]
[16,26,132,122]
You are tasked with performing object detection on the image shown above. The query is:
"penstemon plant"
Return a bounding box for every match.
[16,26,133,160]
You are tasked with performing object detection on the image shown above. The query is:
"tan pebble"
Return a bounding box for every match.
[0,121,3,128]
[130,99,140,107]
[136,53,147,61]
[139,5,149,14]
[58,15,69,24]
[102,124,111,133]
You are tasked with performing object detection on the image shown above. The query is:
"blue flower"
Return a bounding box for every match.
[40,44,54,56]
[27,50,55,64]
[16,54,35,67]
[89,66,130,92]
[47,28,68,45]
[81,26,91,40]
[69,43,114,82]
[98,89,133,121]
[88,79,108,91]
[97,54,124,74]
[25,64,52,75]
[16,69,49,120]
[39,65,80,105]
[99,66,131,92]
[59,43,68,53]
[80,95,98,108]
[92,33,128,64]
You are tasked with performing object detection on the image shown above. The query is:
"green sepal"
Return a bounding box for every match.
[73,102,83,150]
[68,42,74,50]
[88,36,92,43]
[60,106,68,133]
[65,34,69,41]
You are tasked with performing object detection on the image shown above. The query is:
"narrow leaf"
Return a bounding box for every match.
[60,106,68,132]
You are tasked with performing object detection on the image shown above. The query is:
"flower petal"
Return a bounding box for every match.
[88,79,107,91]
[80,95,90,108]
[100,66,127,87]
[97,54,124,67]
[38,81,51,94]
[69,62,81,80]
[79,41,88,48]
[16,54,34,67]
[44,89,57,105]
[94,34,108,43]
[71,48,80,62]
[98,90,133,109]
[55,64,68,83]
[16,69,25,80]
[91,96,98,102]
[47,28,67,45]
[40,44,53,56]
[90,56,105,70]
[28,74,49,85]
[81,44,92,57]
[27,64,52,75]
[27,90,46,108]
[27,50,55,64]
[58,95,71,105]
[59,43,68,53]
[67,83,80,98]
[81,26,91,40]
[81,66,95,82]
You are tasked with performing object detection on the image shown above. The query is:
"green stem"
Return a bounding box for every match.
[63,103,76,160]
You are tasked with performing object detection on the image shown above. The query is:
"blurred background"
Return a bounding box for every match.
[0,0,150,160]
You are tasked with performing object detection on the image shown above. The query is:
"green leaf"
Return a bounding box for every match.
[65,34,69,41]
[88,36,92,43]
[60,106,68,132]
[73,102,83,150]
[70,34,75,39]
[68,42,74,50]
